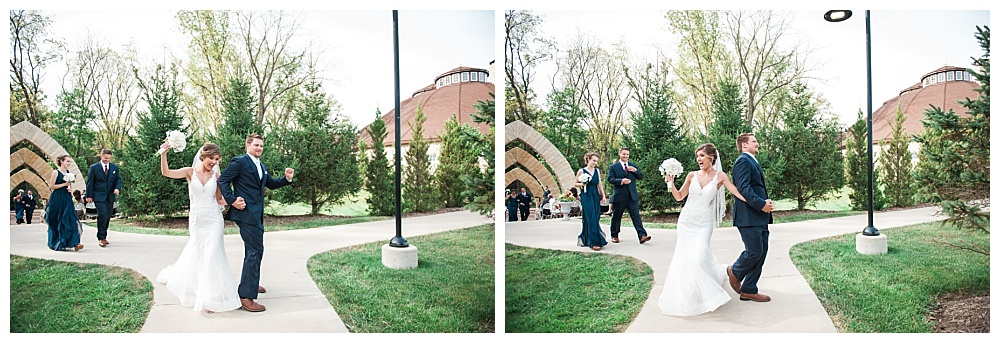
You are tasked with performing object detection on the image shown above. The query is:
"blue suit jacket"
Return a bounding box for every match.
[731,152,773,227]
[607,160,642,203]
[85,162,122,203]
[217,154,292,225]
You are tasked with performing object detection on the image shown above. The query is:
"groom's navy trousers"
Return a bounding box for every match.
[236,220,265,299]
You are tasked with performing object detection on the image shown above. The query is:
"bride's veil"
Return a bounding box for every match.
[192,146,221,174]
[713,150,726,227]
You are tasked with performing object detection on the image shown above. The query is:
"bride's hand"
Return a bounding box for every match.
[160,142,171,153]
[663,174,674,184]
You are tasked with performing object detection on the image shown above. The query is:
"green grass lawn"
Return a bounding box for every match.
[9,255,153,333]
[308,224,495,333]
[790,220,990,332]
[505,244,654,333]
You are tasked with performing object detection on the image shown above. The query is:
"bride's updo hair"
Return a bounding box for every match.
[200,143,221,160]
[695,143,719,165]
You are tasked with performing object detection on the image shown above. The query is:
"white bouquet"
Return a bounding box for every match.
[155,130,187,156]
[658,158,683,177]
[63,172,76,183]
[577,173,592,192]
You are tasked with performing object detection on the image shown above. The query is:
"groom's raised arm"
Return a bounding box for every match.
[264,166,292,190]
[733,157,766,211]
[217,156,241,205]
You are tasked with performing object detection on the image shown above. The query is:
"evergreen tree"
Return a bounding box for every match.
[879,102,916,207]
[461,94,496,217]
[913,26,990,251]
[538,86,588,168]
[769,82,844,210]
[403,102,439,212]
[47,88,97,169]
[704,78,752,171]
[362,110,395,216]
[622,62,694,212]
[436,115,482,208]
[119,64,193,217]
[211,76,263,170]
[272,80,360,215]
[845,110,886,211]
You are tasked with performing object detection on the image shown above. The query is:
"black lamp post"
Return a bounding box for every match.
[390,10,409,247]
[825,10,879,236]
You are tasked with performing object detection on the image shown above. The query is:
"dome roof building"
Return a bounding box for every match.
[360,65,494,147]
[869,65,981,144]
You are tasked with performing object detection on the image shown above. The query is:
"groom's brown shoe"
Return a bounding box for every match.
[611,237,620,243]
[639,235,651,244]
[727,266,742,294]
[739,292,771,302]
[258,286,267,293]
[240,298,266,312]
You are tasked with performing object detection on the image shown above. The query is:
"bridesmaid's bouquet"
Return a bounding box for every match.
[577,173,591,192]
[659,158,683,177]
[155,130,187,156]
[63,172,76,182]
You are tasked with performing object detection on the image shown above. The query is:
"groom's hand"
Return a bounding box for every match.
[233,197,246,210]
[626,166,637,172]
[621,178,631,185]
[762,199,774,213]
[285,168,294,181]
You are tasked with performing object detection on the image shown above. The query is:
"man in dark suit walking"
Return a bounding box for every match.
[21,190,37,224]
[85,149,122,247]
[607,147,650,244]
[728,133,775,303]
[218,133,294,312]
[516,187,533,221]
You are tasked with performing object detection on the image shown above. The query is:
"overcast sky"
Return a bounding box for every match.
[35,9,495,128]
[528,9,990,126]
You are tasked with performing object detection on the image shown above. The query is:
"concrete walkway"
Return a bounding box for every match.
[505,206,948,333]
[8,210,492,333]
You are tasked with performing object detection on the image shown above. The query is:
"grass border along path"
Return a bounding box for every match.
[790,220,989,332]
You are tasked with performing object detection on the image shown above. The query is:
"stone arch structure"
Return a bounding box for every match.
[10,121,86,200]
[505,147,559,193]
[504,169,544,200]
[504,120,576,193]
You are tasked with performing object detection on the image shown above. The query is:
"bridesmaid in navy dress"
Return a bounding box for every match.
[46,155,83,251]
[576,152,609,251]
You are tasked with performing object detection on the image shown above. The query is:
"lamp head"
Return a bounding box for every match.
[824,10,853,22]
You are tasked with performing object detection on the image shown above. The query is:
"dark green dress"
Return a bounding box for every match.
[577,168,607,248]
[46,170,81,250]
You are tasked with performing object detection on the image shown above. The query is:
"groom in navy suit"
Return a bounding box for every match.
[607,147,650,244]
[728,133,775,302]
[218,133,293,312]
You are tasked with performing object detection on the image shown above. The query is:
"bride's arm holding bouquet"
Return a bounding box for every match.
[717,171,747,203]
[664,172,695,201]
[160,142,192,181]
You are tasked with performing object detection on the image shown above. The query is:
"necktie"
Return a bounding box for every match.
[104,165,108,175]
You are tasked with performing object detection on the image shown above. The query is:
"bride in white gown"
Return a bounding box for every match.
[156,142,246,313]
[658,143,747,316]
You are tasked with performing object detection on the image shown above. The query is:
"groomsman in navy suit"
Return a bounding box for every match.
[728,133,775,303]
[607,147,650,244]
[218,133,293,312]
[85,149,122,247]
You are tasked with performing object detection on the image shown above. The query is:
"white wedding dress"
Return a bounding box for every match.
[155,174,241,312]
[658,172,732,316]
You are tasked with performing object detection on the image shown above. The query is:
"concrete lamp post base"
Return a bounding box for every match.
[856,233,888,255]
[382,244,418,269]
